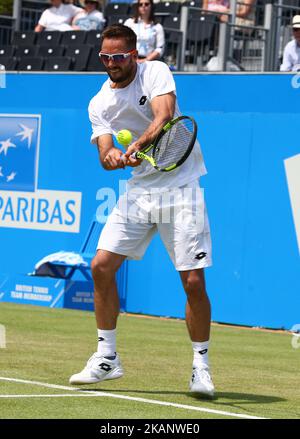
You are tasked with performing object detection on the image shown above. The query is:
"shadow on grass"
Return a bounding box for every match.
[78,387,285,405]
[190,391,285,404]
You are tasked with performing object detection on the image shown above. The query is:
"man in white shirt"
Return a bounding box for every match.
[280,15,300,72]
[69,24,215,398]
[35,0,82,32]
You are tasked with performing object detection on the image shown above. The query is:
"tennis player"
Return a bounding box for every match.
[69,24,215,397]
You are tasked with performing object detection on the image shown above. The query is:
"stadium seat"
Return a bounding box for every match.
[0,46,15,58]
[0,57,18,71]
[44,57,72,71]
[104,2,130,16]
[18,57,44,71]
[187,14,218,43]
[155,2,181,14]
[128,2,137,16]
[154,15,165,24]
[106,15,128,26]
[15,46,39,58]
[12,31,36,46]
[86,48,107,71]
[164,29,182,67]
[164,14,181,29]
[37,45,65,57]
[182,0,203,7]
[61,31,87,46]
[65,45,92,71]
[86,30,102,46]
[36,31,62,46]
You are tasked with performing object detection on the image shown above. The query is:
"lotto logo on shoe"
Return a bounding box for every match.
[99,363,112,372]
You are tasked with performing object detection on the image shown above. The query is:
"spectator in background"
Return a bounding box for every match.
[202,0,229,14]
[280,15,300,72]
[124,0,164,62]
[35,0,82,32]
[235,0,255,28]
[72,0,105,31]
[202,0,255,26]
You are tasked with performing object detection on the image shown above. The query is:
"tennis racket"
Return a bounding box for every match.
[128,115,197,172]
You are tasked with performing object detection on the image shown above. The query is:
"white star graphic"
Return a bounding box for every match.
[0,138,16,156]
[6,171,16,182]
[0,166,3,177]
[16,124,34,148]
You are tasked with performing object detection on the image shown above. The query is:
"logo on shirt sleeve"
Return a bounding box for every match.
[139,96,147,106]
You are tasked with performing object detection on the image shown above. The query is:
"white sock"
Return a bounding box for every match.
[192,341,210,369]
[97,329,116,358]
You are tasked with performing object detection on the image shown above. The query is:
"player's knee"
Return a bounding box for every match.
[91,255,114,281]
[183,273,206,297]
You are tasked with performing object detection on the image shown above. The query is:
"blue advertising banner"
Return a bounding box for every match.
[0,72,299,329]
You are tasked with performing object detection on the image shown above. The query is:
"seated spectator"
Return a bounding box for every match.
[202,0,255,26]
[235,0,255,28]
[72,0,105,31]
[280,15,300,72]
[202,0,229,14]
[35,0,82,32]
[124,0,164,62]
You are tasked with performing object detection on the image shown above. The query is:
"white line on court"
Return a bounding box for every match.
[0,376,266,419]
[0,394,105,398]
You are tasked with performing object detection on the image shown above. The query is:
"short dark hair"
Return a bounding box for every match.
[100,25,137,51]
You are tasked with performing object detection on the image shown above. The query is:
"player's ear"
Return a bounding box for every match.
[132,50,138,61]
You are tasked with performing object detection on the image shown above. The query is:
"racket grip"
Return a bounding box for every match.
[120,152,140,163]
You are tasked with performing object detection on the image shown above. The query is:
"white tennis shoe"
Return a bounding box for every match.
[189,366,215,397]
[69,352,124,385]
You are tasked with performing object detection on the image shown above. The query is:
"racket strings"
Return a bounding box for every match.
[153,119,195,169]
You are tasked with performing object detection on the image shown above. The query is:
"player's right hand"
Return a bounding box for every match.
[103,147,126,170]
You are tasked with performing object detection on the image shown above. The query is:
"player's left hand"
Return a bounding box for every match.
[122,142,143,167]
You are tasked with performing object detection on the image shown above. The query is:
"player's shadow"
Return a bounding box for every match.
[189,391,285,405]
[79,388,285,405]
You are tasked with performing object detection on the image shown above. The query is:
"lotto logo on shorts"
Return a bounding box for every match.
[0,114,81,232]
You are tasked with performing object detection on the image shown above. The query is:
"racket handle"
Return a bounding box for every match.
[131,152,139,159]
[121,152,139,162]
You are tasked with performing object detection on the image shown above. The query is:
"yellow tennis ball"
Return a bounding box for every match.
[116,129,132,146]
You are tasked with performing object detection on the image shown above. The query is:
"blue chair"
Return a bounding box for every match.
[31,217,128,311]
[32,218,127,282]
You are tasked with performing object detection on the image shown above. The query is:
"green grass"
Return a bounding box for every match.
[0,302,299,419]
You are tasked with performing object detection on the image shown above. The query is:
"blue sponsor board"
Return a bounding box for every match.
[0,113,82,233]
[0,73,299,329]
[0,274,94,311]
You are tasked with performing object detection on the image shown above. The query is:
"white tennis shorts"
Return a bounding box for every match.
[97,179,212,271]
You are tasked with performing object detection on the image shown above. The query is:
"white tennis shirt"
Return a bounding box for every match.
[38,4,82,31]
[89,61,207,191]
